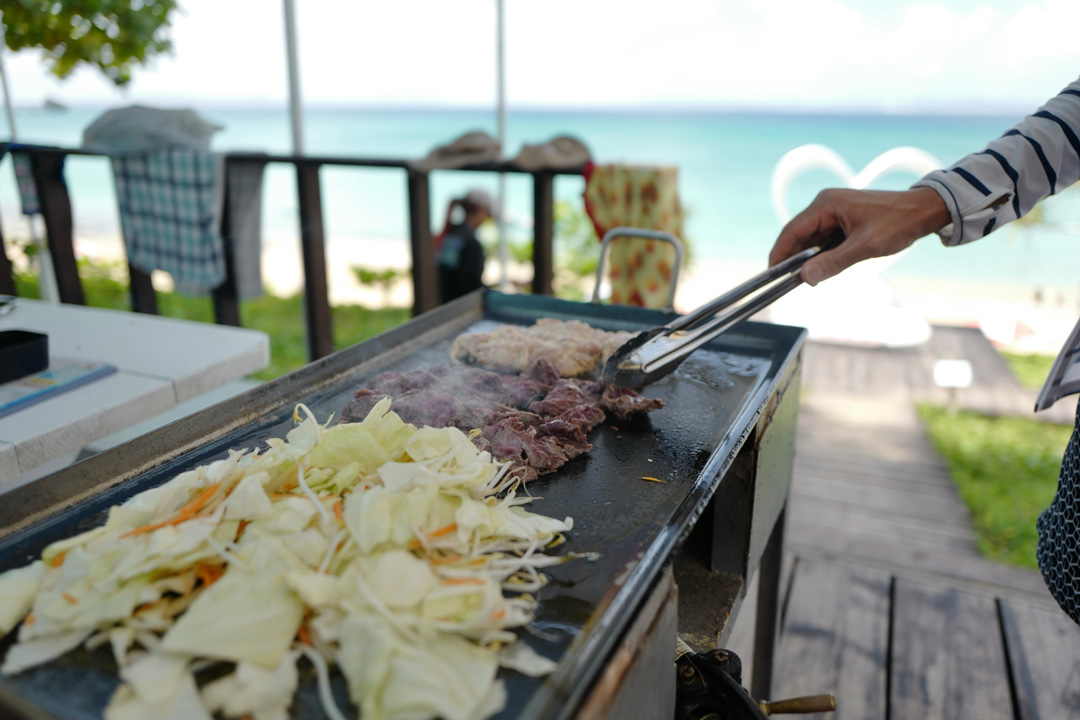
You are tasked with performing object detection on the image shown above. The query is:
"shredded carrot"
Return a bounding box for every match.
[443,577,485,586]
[408,523,459,550]
[296,623,312,646]
[62,592,78,605]
[639,476,667,483]
[333,499,344,526]
[429,555,463,566]
[492,608,506,620]
[24,614,35,626]
[195,562,225,588]
[121,482,223,538]
[134,598,165,616]
[51,551,66,568]
[236,520,250,541]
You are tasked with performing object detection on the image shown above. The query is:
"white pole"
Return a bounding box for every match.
[282,0,305,155]
[495,0,509,291]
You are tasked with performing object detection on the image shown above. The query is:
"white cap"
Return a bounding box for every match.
[462,188,500,219]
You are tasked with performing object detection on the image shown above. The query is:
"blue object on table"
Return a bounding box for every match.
[0,362,117,419]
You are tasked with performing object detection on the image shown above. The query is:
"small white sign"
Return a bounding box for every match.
[933,359,973,389]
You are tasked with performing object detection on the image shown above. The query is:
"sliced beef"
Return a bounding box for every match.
[601,384,666,419]
[340,389,389,423]
[339,361,661,481]
[528,379,590,417]
[556,404,606,434]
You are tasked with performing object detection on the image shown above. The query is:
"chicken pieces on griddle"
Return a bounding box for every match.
[450,318,636,378]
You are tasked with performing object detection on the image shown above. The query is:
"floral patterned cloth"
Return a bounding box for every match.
[583,164,682,309]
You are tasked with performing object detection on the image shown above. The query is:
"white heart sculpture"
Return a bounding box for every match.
[766,144,943,348]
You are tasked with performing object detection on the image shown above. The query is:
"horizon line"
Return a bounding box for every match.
[18,98,1032,118]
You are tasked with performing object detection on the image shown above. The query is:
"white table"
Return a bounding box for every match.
[0,300,270,488]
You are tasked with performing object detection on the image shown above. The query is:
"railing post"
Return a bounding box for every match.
[531,171,555,296]
[27,152,85,305]
[127,266,159,314]
[407,169,437,315]
[0,224,15,295]
[296,161,334,360]
[211,162,242,327]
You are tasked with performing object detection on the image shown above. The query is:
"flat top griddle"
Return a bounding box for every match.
[0,291,805,720]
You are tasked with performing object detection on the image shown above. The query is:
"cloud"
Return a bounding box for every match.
[4,0,1078,111]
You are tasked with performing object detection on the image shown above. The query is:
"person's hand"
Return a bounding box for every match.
[769,187,950,286]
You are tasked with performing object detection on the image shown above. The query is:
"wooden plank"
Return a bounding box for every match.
[0,223,15,296]
[27,152,84,305]
[790,487,976,526]
[787,508,976,554]
[295,162,334,360]
[127,264,159,315]
[999,597,1080,720]
[785,528,1053,603]
[793,451,962,484]
[891,577,1013,720]
[772,558,891,720]
[407,170,437,315]
[212,171,242,327]
[791,467,975,507]
[531,171,554,296]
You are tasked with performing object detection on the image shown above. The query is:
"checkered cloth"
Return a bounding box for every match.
[112,149,225,293]
[1037,401,1080,626]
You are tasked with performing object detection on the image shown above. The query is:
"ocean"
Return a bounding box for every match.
[4,104,1080,300]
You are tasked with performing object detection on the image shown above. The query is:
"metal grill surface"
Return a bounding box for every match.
[0,291,804,720]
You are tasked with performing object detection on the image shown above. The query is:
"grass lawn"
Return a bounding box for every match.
[14,263,410,381]
[1000,349,1056,390]
[918,404,1070,569]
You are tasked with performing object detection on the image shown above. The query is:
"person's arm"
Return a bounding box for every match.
[914,77,1080,247]
[769,187,949,286]
[770,76,1080,286]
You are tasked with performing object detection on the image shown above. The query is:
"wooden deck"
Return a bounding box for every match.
[743,327,1080,718]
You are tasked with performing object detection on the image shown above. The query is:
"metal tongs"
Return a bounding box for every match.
[603,246,822,388]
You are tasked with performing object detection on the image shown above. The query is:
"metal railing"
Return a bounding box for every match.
[2,145,584,361]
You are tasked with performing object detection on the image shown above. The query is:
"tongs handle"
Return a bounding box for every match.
[604,246,820,387]
[668,247,819,334]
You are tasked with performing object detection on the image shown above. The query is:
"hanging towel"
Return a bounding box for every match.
[112,149,226,293]
[223,157,266,299]
[583,164,682,309]
[1,142,52,216]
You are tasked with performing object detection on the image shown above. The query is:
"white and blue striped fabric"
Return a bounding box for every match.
[912,76,1080,411]
[913,75,1080,626]
[112,149,225,293]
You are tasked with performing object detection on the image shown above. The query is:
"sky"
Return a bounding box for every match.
[3,0,1080,113]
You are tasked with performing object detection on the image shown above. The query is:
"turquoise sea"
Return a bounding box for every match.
[4,105,1079,295]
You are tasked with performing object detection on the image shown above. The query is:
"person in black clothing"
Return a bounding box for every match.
[436,189,497,303]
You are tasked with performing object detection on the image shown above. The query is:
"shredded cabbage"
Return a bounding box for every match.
[0,399,583,720]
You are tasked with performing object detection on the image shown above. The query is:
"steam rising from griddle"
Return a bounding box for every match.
[341,357,663,483]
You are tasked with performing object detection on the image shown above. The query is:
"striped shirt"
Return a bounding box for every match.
[912,76,1080,411]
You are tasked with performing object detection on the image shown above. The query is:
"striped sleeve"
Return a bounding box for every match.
[912,76,1080,247]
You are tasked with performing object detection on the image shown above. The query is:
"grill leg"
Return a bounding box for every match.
[751,504,785,700]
